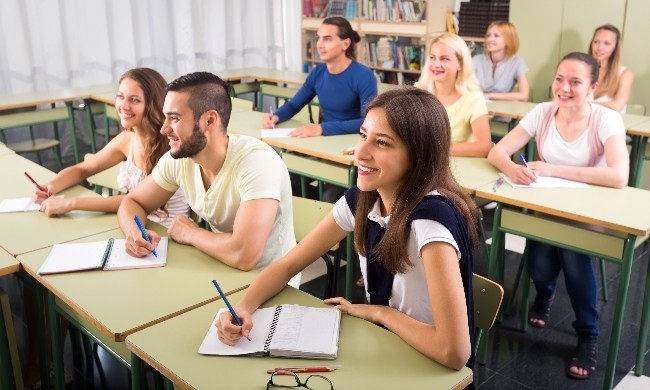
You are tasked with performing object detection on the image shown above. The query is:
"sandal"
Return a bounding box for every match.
[528,294,554,328]
[567,336,598,380]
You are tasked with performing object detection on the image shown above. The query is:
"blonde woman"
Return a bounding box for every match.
[415,33,491,157]
[588,24,634,114]
[473,21,530,102]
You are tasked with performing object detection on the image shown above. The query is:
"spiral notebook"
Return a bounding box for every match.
[198,304,341,359]
[37,237,168,275]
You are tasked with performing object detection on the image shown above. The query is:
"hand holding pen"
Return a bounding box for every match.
[518,154,538,183]
[133,215,158,257]
[25,171,52,201]
[213,279,251,341]
[263,106,278,129]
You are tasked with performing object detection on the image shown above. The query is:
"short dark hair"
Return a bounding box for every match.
[167,72,234,130]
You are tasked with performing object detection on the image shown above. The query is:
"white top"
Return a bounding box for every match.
[332,191,460,325]
[594,66,628,114]
[151,133,295,269]
[117,136,189,228]
[519,102,625,167]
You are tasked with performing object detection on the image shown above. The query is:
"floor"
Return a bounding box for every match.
[5,119,650,389]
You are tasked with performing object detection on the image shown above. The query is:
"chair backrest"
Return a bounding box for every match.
[472,273,504,331]
[626,103,646,116]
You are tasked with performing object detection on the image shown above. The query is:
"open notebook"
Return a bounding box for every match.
[0,196,64,213]
[38,237,169,275]
[199,304,341,359]
[260,128,295,138]
[499,173,589,189]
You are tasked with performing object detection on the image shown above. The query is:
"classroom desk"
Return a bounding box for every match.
[475,183,650,390]
[450,156,500,195]
[0,141,15,156]
[486,100,537,120]
[17,225,258,389]
[125,286,473,390]
[0,248,22,390]
[228,109,308,139]
[626,117,650,187]
[0,153,119,256]
[218,67,308,86]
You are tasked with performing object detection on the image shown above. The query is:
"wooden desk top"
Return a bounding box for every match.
[626,117,650,137]
[476,183,650,237]
[0,142,15,156]
[0,154,119,256]
[450,157,500,195]
[0,248,19,277]
[125,287,473,390]
[0,83,116,110]
[18,227,257,342]
[486,100,537,119]
[218,67,308,86]
[228,110,307,139]
[264,134,358,166]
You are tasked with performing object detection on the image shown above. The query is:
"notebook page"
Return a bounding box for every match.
[197,307,275,356]
[0,195,65,213]
[268,305,340,358]
[260,128,294,138]
[103,237,169,270]
[499,173,589,189]
[38,241,109,275]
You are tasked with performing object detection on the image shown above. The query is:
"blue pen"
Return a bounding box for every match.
[133,215,157,257]
[519,154,530,168]
[212,279,251,341]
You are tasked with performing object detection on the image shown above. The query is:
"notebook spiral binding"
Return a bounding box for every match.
[100,238,115,269]
[263,305,283,352]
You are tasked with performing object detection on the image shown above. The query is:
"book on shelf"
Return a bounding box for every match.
[328,0,347,17]
[311,0,326,17]
[37,237,169,275]
[198,304,341,359]
[303,0,314,17]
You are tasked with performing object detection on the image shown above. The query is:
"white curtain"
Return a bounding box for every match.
[0,0,302,94]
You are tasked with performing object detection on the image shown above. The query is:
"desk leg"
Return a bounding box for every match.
[48,292,65,390]
[83,99,97,153]
[628,136,648,188]
[65,102,80,164]
[603,238,636,390]
[0,289,18,390]
[131,353,146,390]
[635,250,650,376]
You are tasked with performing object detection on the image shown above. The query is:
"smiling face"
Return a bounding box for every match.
[115,77,146,131]
[427,42,461,83]
[161,91,207,159]
[590,29,618,64]
[316,23,349,62]
[485,26,506,54]
[552,59,597,109]
[355,108,411,210]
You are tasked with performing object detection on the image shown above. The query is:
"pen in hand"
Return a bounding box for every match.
[269,106,275,129]
[24,171,51,196]
[519,154,530,169]
[212,279,251,341]
[133,215,157,257]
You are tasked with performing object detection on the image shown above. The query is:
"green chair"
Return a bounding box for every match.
[0,104,71,169]
[231,97,255,111]
[79,100,120,153]
[257,84,317,124]
[292,196,341,298]
[473,273,504,366]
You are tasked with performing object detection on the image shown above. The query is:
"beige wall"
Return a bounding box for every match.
[511,0,648,111]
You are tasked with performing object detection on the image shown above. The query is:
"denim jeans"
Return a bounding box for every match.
[527,240,600,338]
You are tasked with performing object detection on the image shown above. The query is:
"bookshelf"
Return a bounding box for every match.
[301,0,455,85]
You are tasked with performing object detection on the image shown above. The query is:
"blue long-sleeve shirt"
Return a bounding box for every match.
[275,61,378,135]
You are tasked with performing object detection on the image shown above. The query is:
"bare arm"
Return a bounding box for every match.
[215,213,347,342]
[117,175,174,256]
[168,198,281,271]
[596,68,634,113]
[450,114,492,157]
[487,125,537,184]
[326,242,471,370]
[485,73,530,102]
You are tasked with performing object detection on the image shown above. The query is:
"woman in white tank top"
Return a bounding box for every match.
[33,68,190,227]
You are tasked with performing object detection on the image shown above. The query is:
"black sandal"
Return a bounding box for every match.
[528,294,554,328]
[567,336,598,380]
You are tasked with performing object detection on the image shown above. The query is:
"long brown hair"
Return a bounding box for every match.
[588,24,622,99]
[118,67,168,174]
[354,87,479,274]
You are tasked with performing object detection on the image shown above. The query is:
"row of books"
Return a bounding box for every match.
[360,38,424,72]
[303,0,355,18]
[362,0,426,22]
